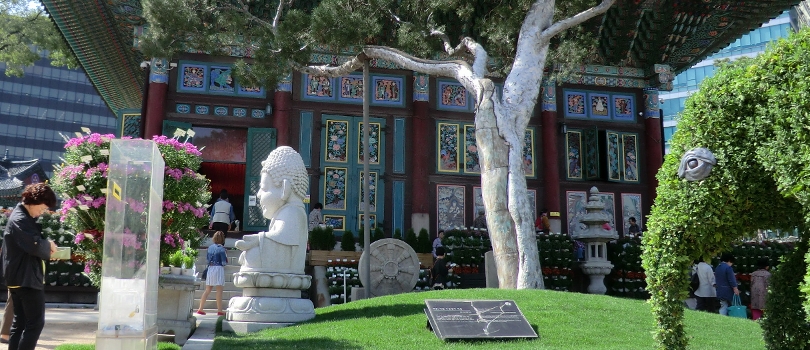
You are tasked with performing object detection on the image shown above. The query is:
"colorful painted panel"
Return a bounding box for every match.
[566,191,587,234]
[373,76,403,106]
[323,167,348,210]
[175,104,191,114]
[621,193,642,236]
[622,133,639,182]
[195,105,209,115]
[566,131,583,179]
[208,66,235,93]
[303,74,334,100]
[564,91,586,118]
[473,187,484,223]
[236,84,265,97]
[357,122,380,164]
[606,131,621,181]
[588,93,610,119]
[523,129,535,177]
[438,81,468,111]
[325,120,349,163]
[463,125,480,173]
[232,108,247,118]
[413,73,429,102]
[358,214,377,230]
[178,63,206,92]
[437,123,460,172]
[213,106,228,116]
[324,215,345,231]
[437,185,465,230]
[359,171,378,212]
[339,76,364,102]
[613,95,635,121]
[583,128,599,180]
[598,192,616,230]
[250,109,265,119]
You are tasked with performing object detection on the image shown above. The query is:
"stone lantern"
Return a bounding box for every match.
[570,187,618,294]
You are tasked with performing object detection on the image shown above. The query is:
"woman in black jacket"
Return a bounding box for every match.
[2,183,58,350]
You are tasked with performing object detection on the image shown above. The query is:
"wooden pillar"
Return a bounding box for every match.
[643,88,664,198]
[143,58,169,139]
[540,79,561,223]
[273,90,292,146]
[410,73,431,232]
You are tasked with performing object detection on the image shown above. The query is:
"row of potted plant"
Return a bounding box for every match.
[159,249,198,276]
[324,259,433,304]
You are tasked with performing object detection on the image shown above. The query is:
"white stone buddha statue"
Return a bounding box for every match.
[235,146,309,275]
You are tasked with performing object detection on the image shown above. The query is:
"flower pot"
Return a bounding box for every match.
[161,267,172,274]
[171,267,182,275]
[181,268,194,276]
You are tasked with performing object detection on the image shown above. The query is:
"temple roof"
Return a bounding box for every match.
[40,0,799,116]
[0,158,47,200]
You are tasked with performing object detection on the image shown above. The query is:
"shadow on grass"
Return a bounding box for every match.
[214,336,361,349]
[307,303,426,324]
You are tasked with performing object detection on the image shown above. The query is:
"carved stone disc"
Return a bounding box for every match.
[358,238,421,297]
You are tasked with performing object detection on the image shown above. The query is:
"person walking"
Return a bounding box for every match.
[2,183,59,350]
[693,258,716,312]
[750,257,771,320]
[196,231,228,316]
[715,253,739,316]
[209,190,235,232]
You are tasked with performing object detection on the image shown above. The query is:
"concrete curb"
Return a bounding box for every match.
[182,315,219,350]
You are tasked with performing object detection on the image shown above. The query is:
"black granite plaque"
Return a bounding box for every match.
[424,299,538,340]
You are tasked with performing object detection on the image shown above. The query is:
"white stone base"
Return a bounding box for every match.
[227,296,314,323]
[222,320,295,334]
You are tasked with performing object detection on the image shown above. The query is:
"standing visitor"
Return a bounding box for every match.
[431,247,449,290]
[627,217,641,238]
[432,230,445,259]
[693,258,716,312]
[209,189,234,232]
[472,210,487,230]
[197,231,228,316]
[535,209,550,234]
[308,203,324,232]
[715,253,739,316]
[2,183,58,350]
[749,257,771,320]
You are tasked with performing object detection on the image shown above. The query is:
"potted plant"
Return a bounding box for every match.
[169,250,184,275]
[181,255,195,276]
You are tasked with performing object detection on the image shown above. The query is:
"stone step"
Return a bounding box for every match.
[194,289,242,301]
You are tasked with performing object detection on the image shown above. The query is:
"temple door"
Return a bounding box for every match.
[243,128,277,231]
[320,114,385,234]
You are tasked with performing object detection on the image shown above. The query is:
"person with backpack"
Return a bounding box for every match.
[693,258,716,312]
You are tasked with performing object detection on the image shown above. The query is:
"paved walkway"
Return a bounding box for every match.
[0,304,218,350]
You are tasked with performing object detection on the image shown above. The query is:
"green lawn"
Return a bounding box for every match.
[213,289,764,350]
[55,342,181,350]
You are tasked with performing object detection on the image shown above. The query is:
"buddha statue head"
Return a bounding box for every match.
[258,146,309,218]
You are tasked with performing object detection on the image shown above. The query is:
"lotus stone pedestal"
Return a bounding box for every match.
[223,272,314,334]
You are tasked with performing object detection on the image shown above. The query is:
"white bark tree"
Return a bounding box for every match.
[143,0,616,289]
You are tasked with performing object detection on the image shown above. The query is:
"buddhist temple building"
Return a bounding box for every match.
[39,0,801,236]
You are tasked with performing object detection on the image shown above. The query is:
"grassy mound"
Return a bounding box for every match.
[213,289,764,349]
[55,342,181,350]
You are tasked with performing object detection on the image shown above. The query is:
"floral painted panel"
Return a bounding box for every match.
[208,66,235,93]
[584,128,600,180]
[463,125,480,173]
[373,77,402,105]
[598,192,616,230]
[613,95,635,121]
[589,93,610,119]
[357,122,380,164]
[324,215,345,231]
[237,84,264,97]
[179,64,206,92]
[437,185,465,230]
[438,123,460,172]
[438,81,468,110]
[339,76,364,101]
[358,214,377,230]
[622,133,639,182]
[324,167,348,210]
[566,131,583,179]
[606,131,621,181]
[564,91,586,118]
[325,120,349,163]
[621,193,642,236]
[305,74,334,99]
[359,171,378,212]
[523,129,535,177]
[566,191,587,234]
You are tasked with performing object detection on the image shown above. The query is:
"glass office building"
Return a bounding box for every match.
[0,57,117,176]
[659,13,792,153]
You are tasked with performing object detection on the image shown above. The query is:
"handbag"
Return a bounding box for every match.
[728,294,748,319]
[199,266,209,281]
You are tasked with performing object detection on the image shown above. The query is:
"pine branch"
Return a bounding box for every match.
[539,0,616,42]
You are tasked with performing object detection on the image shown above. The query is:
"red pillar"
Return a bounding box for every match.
[644,88,664,198]
[411,100,430,213]
[541,110,560,214]
[273,90,292,146]
[142,58,169,139]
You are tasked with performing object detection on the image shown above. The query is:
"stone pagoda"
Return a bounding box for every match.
[570,187,618,295]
